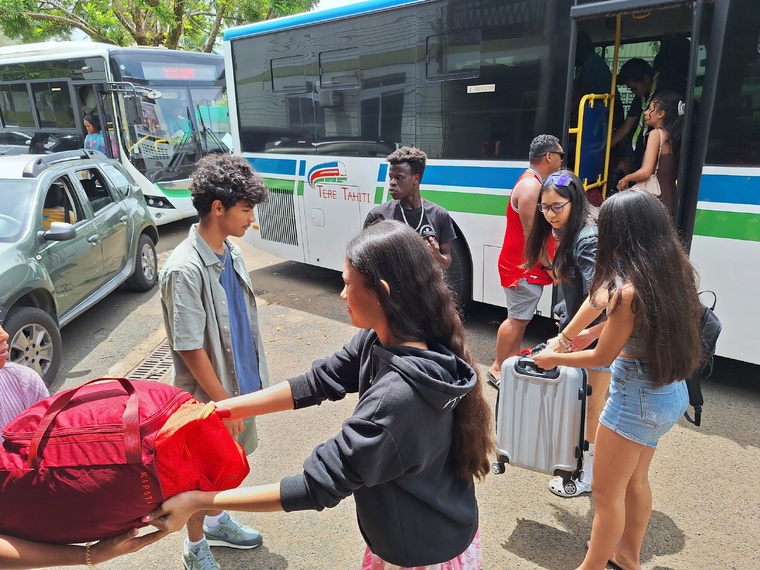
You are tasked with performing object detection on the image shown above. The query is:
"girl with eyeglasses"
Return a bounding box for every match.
[524,170,611,499]
[534,189,701,570]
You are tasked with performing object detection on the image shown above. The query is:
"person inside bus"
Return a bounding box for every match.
[617,92,685,213]
[610,54,686,176]
[363,146,456,270]
[485,134,561,387]
[83,114,107,155]
[609,58,656,175]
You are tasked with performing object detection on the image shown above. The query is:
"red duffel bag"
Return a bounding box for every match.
[0,378,249,544]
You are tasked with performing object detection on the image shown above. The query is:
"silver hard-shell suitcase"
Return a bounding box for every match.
[492,356,590,479]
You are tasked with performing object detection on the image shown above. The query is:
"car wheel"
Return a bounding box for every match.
[4,306,62,386]
[127,233,157,292]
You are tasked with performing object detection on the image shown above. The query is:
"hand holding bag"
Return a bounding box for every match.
[630,128,663,196]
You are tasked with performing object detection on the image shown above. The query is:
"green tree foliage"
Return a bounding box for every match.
[0,0,319,52]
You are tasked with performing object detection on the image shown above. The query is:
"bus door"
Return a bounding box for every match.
[567,0,714,236]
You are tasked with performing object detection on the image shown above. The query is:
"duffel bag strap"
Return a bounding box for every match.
[28,378,141,469]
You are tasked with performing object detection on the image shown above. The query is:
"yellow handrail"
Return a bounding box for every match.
[570,15,622,200]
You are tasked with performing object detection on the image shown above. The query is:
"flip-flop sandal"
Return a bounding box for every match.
[584,542,630,570]
[485,371,500,388]
[549,475,591,497]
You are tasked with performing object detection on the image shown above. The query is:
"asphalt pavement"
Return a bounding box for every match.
[46,224,760,570]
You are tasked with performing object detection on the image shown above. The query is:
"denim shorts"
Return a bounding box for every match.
[599,357,688,447]
[503,279,543,321]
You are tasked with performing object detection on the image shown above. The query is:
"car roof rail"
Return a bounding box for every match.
[23,149,107,178]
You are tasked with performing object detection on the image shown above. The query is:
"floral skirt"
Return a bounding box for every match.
[361,530,482,570]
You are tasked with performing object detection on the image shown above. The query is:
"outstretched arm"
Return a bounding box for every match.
[146,485,283,535]
[214,381,295,420]
[0,528,166,569]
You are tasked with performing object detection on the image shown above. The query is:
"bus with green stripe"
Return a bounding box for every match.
[0,42,231,225]
[224,0,760,365]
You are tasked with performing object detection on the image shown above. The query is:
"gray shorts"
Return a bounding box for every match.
[503,278,543,321]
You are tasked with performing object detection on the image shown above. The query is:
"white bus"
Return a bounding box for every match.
[0,42,231,225]
[224,0,760,366]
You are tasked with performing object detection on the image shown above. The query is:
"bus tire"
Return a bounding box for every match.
[446,234,472,305]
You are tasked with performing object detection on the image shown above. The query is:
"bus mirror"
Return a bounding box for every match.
[123,94,144,126]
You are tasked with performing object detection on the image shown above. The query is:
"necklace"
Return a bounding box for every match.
[399,199,425,232]
[527,168,543,184]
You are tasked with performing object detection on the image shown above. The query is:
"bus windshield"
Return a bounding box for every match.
[122,85,231,184]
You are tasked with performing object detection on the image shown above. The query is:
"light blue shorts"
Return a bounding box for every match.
[599,357,688,447]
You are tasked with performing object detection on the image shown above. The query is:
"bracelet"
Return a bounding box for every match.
[557,335,572,351]
[85,542,95,569]
[559,330,574,343]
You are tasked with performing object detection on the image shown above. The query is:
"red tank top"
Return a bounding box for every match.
[498,170,553,287]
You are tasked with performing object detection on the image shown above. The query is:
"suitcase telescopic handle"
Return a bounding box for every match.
[28,378,141,469]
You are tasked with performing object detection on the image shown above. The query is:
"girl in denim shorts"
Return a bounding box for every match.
[534,189,703,570]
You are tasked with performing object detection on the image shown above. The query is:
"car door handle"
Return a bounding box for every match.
[88,235,100,245]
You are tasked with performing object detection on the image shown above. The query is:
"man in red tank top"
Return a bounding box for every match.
[487,135,564,386]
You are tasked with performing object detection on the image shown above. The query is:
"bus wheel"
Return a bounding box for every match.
[446,235,472,305]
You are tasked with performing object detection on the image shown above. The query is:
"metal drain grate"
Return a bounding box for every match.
[128,341,173,382]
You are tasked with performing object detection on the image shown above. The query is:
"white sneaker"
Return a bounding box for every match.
[549,475,591,497]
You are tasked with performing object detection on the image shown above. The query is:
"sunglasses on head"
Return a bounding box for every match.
[544,172,573,187]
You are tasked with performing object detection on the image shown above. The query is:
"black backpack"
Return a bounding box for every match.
[684,291,722,426]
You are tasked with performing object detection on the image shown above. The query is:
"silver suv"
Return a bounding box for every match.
[0,149,159,384]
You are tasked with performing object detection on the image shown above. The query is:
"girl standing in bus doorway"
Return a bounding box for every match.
[146,221,494,570]
[524,170,611,498]
[616,92,685,213]
[533,189,702,570]
[83,114,106,155]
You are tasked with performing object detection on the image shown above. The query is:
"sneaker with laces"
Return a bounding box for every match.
[183,540,220,570]
[203,512,262,549]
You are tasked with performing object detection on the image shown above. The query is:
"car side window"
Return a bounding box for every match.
[101,163,133,197]
[42,176,84,230]
[76,167,115,213]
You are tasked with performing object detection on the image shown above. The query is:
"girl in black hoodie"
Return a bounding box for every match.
[147,220,494,569]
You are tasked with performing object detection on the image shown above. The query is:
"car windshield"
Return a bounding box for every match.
[0,180,35,242]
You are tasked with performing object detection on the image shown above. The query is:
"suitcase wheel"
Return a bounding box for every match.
[492,462,506,475]
[563,479,579,495]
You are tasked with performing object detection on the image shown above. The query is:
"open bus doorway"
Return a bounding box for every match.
[567,1,714,236]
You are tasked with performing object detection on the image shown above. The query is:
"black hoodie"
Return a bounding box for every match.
[280,328,479,566]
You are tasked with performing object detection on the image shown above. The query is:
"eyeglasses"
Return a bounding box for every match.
[544,150,565,159]
[544,172,573,187]
[537,200,571,214]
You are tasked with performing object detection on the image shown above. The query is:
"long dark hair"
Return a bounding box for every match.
[591,190,702,386]
[346,221,494,481]
[651,91,684,152]
[524,170,597,282]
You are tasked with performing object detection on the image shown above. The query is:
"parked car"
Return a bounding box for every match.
[0,131,62,155]
[0,149,159,385]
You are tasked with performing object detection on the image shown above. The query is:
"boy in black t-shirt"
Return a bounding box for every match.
[364,147,456,269]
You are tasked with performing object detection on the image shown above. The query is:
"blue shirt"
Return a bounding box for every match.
[216,245,260,394]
